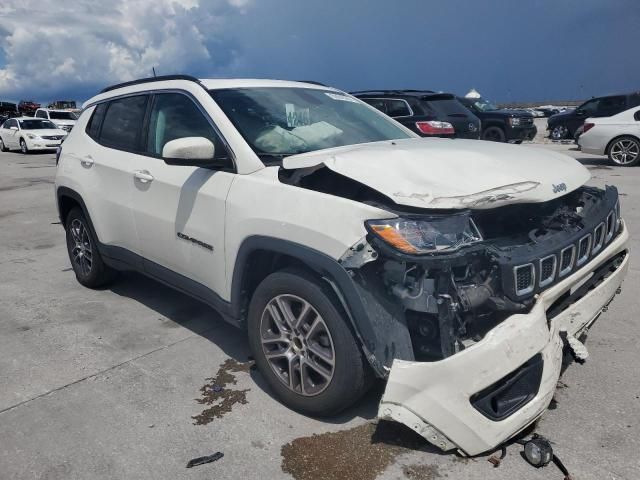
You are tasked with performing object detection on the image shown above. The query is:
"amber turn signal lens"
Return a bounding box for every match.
[370,224,417,254]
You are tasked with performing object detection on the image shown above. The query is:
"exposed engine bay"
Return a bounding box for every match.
[281,165,621,364]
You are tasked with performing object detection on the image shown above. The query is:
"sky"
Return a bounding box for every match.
[0,0,638,104]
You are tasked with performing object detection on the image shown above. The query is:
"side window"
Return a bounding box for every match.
[579,99,599,115]
[598,96,626,115]
[634,110,640,122]
[86,103,107,140]
[36,110,46,119]
[99,95,148,151]
[385,99,412,117]
[361,98,387,114]
[146,93,227,158]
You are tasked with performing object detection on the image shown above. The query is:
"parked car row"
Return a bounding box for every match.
[547,92,640,140]
[351,90,538,143]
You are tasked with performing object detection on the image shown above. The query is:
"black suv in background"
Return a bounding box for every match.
[547,92,640,140]
[458,97,536,143]
[352,90,481,139]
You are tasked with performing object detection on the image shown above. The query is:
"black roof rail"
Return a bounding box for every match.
[296,80,327,86]
[100,74,202,94]
[350,89,436,96]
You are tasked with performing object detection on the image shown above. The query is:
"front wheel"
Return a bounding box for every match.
[247,269,371,416]
[0,137,7,152]
[20,138,29,154]
[608,136,640,167]
[550,125,569,140]
[482,126,506,142]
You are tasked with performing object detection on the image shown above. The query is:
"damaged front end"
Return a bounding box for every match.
[339,185,629,456]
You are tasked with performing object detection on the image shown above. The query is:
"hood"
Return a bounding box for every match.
[52,120,76,126]
[549,109,575,122]
[282,138,590,210]
[26,129,67,136]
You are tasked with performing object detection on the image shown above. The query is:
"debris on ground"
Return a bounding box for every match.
[192,358,253,425]
[281,421,436,480]
[186,451,224,468]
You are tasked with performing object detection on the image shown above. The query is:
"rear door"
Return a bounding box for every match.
[129,91,235,298]
[72,95,148,255]
[1,119,20,148]
[422,95,481,139]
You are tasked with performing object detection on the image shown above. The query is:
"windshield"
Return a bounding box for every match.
[49,111,78,120]
[471,99,499,112]
[209,87,412,157]
[19,119,58,130]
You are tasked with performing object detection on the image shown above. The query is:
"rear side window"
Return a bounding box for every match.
[634,110,640,121]
[146,93,226,158]
[423,97,471,117]
[36,110,47,119]
[385,99,412,117]
[86,103,107,140]
[361,98,387,114]
[100,95,148,151]
[599,96,626,114]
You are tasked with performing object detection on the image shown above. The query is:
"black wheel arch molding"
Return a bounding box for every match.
[54,190,399,377]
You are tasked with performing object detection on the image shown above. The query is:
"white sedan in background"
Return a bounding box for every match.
[0,117,67,153]
[579,106,640,166]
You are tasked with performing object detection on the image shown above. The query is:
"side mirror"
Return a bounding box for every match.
[575,109,585,116]
[162,137,229,168]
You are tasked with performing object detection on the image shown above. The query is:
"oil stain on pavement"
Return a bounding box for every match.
[192,358,253,425]
[281,421,440,480]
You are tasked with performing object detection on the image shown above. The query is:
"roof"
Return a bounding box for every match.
[85,77,340,109]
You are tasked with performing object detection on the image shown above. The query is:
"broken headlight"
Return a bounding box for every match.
[366,213,482,254]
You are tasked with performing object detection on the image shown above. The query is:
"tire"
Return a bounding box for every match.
[550,125,569,140]
[20,138,29,154]
[0,137,7,152]
[608,136,640,167]
[247,269,371,416]
[65,207,117,288]
[482,126,506,142]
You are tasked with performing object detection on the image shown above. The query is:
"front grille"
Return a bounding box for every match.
[520,117,534,126]
[539,255,556,287]
[61,125,73,132]
[510,200,620,297]
[514,264,535,295]
[41,135,63,140]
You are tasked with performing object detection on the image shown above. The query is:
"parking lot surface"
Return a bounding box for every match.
[1,144,639,480]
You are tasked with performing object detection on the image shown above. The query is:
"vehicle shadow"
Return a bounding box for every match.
[107,270,380,423]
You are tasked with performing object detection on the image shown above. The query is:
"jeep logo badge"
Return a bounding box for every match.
[552,183,567,194]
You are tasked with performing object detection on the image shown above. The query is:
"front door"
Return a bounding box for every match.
[130,92,234,298]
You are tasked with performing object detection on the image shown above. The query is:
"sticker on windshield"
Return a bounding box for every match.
[286,103,311,128]
[325,92,359,103]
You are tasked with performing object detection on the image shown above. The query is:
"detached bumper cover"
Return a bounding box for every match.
[378,223,629,456]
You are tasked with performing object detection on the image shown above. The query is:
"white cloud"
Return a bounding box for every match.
[0,0,251,100]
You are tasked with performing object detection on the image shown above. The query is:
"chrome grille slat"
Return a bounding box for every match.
[514,264,535,296]
[539,255,557,287]
[576,234,592,266]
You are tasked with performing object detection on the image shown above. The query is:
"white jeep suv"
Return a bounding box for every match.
[55,75,629,456]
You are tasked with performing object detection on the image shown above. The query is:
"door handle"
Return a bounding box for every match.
[80,155,94,166]
[134,170,154,183]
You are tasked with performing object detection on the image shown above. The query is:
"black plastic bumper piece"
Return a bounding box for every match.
[470,353,544,421]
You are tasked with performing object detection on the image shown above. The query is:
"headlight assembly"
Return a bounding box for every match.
[26,133,37,139]
[508,117,521,126]
[366,213,482,255]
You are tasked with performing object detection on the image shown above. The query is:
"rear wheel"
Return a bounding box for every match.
[0,137,7,152]
[248,269,371,416]
[482,126,506,142]
[608,136,640,167]
[20,138,29,154]
[65,207,117,288]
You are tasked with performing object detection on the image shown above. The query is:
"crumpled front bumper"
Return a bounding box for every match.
[378,222,629,456]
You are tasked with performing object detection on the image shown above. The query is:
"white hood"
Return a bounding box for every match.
[25,129,67,136]
[282,138,591,209]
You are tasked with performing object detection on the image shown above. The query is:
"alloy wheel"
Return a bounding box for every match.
[260,294,335,396]
[551,125,568,140]
[69,218,93,276]
[610,139,639,165]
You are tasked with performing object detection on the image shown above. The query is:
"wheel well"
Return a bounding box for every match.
[237,249,319,318]
[605,135,640,155]
[58,194,81,226]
